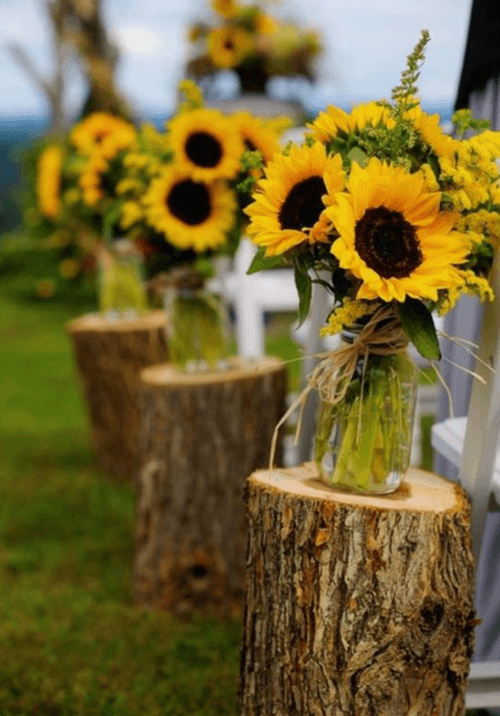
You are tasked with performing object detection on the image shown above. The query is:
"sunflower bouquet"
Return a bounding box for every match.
[111,80,291,370]
[26,111,150,314]
[186,0,321,96]
[244,30,500,494]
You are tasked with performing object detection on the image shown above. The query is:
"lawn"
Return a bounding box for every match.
[0,270,249,715]
[0,259,308,716]
[1,257,478,716]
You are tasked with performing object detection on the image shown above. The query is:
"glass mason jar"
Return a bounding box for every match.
[314,324,418,495]
[163,268,231,372]
[97,239,148,318]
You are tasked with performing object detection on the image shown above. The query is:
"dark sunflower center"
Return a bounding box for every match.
[278,176,326,232]
[224,40,234,50]
[354,206,423,279]
[244,138,257,152]
[166,180,211,225]
[185,132,223,168]
[93,131,109,144]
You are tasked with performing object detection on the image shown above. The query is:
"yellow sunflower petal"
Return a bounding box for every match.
[232,112,282,164]
[330,158,468,303]
[143,167,236,252]
[207,26,253,68]
[168,108,244,182]
[70,112,136,160]
[245,142,345,256]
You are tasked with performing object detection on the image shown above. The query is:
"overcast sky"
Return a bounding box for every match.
[0,0,472,117]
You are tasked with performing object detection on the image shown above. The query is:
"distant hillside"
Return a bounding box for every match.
[0,118,49,233]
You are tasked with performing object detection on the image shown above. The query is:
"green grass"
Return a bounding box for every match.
[0,260,458,715]
[0,274,252,715]
[420,414,436,473]
[0,267,307,715]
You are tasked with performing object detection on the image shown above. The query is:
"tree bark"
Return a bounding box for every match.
[133,357,287,615]
[67,311,167,481]
[65,0,133,120]
[240,463,476,716]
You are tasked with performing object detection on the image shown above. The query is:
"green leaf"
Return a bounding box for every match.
[102,201,123,244]
[440,192,454,207]
[398,297,441,360]
[294,265,312,327]
[427,154,440,179]
[347,146,368,167]
[246,247,287,274]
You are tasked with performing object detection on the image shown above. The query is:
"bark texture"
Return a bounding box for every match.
[67,311,167,481]
[240,463,476,716]
[133,357,287,615]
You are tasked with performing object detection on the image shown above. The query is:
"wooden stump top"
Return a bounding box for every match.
[141,355,285,388]
[241,465,475,715]
[67,310,165,334]
[249,462,468,516]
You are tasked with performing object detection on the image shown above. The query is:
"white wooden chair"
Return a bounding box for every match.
[431,253,500,710]
[209,239,299,357]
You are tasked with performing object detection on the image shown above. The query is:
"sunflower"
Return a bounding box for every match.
[306,102,393,142]
[349,102,395,132]
[143,167,237,252]
[325,158,469,303]
[168,108,244,181]
[255,12,278,35]
[244,142,345,256]
[37,145,64,219]
[70,113,137,160]
[232,112,281,164]
[211,0,240,18]
[404,104,456,158]
[207,26,254,69]
[306,106,350,143]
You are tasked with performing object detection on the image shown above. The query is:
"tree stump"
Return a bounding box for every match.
[133,356,287,615]
[67,311,167,481]
[240,462,476,716]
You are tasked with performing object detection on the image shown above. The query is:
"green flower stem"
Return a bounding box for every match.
[314,400,337,472]
[332,379,386,489]
[99,261,147,315]
[168,291,229,369]
[315,352,416,493]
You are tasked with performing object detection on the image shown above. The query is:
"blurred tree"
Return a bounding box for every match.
[64,0,133,121]
[6,0,70,133]
[6,0,133,133]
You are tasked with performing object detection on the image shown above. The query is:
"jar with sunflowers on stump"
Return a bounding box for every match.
[243,30,500,495]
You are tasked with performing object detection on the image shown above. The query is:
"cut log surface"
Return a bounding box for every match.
[240,463,476,716]
[67,311,167,481]
[134,356,287,615]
